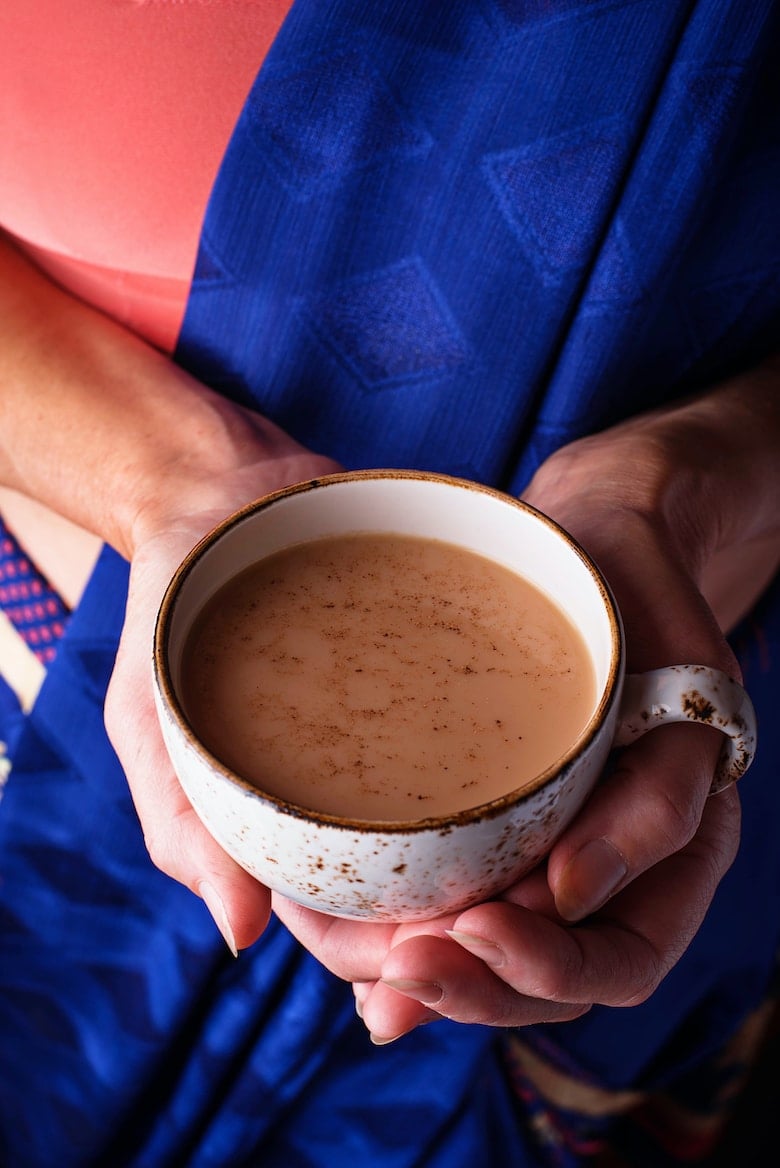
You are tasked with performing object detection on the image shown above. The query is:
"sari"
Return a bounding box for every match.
[1,2,778,1164]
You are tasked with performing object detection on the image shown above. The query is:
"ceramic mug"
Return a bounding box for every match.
[152,471,757,922]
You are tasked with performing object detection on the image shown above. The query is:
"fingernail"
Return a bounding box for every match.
[354,993,364,1020]
[198,881,238,957]
[370,1032,404,1046]
[445,930,504,966]
[381,978,444,1006]
[558,837,628,921]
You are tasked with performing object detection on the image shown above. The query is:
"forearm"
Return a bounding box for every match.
[0,233,283,559]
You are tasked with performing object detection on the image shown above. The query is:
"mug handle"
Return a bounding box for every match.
[615,664,757,795]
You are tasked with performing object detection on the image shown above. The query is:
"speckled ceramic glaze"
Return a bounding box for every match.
[153,472,757,922]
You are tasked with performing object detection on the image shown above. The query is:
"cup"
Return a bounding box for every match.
[152,471,757,922]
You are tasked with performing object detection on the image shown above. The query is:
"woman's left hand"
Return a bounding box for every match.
[274,364,779,1042]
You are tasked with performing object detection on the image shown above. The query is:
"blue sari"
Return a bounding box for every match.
[1,2,779,1165]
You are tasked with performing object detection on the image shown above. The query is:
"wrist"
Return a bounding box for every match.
[122,387,339,559]
[525,358,780,640]
[529,358,780,569]
[646,368,780,609]
[121,370,345,560]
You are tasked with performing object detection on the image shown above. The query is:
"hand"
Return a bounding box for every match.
[105,409,341,953]
[0,234,347,954]
[275,374,779,1041]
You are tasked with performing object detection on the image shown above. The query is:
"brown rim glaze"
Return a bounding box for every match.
[153,470,624,833]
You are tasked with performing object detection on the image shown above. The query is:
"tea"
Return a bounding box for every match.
[180,532,596,820]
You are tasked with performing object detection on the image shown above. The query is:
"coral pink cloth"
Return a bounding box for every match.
[0,1,291,353]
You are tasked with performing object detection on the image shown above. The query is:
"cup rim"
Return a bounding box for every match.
[153,469,624,833]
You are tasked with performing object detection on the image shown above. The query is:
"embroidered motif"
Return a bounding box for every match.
[0,518,70,666]
[301,257,470,389]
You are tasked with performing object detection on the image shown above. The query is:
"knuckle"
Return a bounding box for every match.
[540,943,588,1001]
[480,999,592,1028]
[472,996,527,1028]
[614,973,661,1007]
[602,935,663,1007]
[651,788,700,852]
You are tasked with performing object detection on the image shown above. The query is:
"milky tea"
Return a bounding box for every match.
[179,532,596,822]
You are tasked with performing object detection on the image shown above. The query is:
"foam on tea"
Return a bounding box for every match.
[179,533,596,821]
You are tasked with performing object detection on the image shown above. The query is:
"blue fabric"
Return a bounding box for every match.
[1,2,779,1165]
[0,547,524,1168]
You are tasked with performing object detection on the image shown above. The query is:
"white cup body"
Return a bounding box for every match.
[153,471,624,921]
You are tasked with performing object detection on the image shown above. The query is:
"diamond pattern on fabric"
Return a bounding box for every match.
[681,64,746,140]
[245,50,433,194]
[302,257,470,390]
[484,128,626,275]
[191,233,234,288]
[583,218,645,308]
[683,269,779,359]
[0,517,70,666]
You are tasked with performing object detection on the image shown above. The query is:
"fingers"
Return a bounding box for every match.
[374,932,590,1032]
[352,421,752,1041]
[104,441,341,954]
[369,777,738,1034]
[105,530,273,952]
[107,665,273,952]
[274,896,440,1043]
[282,754,737,1040]
[279,725,739,1038]
[273,898,457,1043]
[106,456,340,954]
[354,980,440,1044]
[546,722,739,922]
[271,894,400,983]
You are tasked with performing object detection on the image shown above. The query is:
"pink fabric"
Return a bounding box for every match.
[0,1,291,352]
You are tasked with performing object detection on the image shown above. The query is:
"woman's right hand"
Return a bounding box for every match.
[0,231,341,951]
[104,419,342,953]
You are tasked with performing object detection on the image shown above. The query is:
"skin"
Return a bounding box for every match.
[278,388,780,1039]
[1,231,778,1042]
